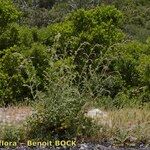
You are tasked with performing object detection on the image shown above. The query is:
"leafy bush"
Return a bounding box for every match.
[25,43,50,79]
[65,6,124,75]
[107,41,148,87]
[137,55,150,88]
[38,21,74,47]
[18,26,34,47]
[0,0,20,29]
[0,23,19,51]
[0,125,25,142]
[0,47,38,105]
[0,24,39,51]
[26,77,91,139]
[0,2,149,110]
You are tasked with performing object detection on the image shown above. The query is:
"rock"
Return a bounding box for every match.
[86,109,107,118]
[85,108,112,127]
[95,144,116,150]
[79,143,90,150]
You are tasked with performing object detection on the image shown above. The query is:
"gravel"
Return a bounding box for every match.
[0,143,149,150]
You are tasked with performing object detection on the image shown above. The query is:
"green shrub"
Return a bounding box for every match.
[0,0,20,29]
[113,92,140,109]
[93,5,123,27]
[25,43,50,79]
[0,47,38,104]
[0,23,19,51]
[67,6,124,75]
[69,8,94,32]
[81,71,124,98]
[18,26,34,47]
[0,24,39,51]
[0,125,25,142]
[108,41,148,87]
[38,5,124,57]
[137,55,150,88]
[26,80,90,140]
[38,21,74,46]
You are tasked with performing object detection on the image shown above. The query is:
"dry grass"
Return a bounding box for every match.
[109,108,150,145]
[0,106,33,125]
[110,108,150,130]
[91,108,150,147]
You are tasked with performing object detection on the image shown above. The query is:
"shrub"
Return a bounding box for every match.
[0,24,39,51]
[0,0,20,29]
[25,43,50,79]
[81,71,124,98]
[0,23,19,51]
[137,55,150,88]
[26,80,90,140]
[38,21,74,47]
[18,26,34,47]
[0,47,38,105]
[108,41,148,87]
[113,92,140,109]
[67,6,124,75]
[0,125,25,143]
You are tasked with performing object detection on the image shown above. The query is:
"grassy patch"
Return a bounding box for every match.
[0,106,149,148]
[84,107,150,147]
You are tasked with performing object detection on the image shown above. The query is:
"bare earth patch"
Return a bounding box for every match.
[0,106,33,125]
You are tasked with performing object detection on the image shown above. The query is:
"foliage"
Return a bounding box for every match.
[0,125,25,142]
[0,24,39,51]
[0,1,150,142]
[0,3,149,107]
[12,0,150,43]
[0,47,38,105]
[137,55,150,88]
[0,0,20,29]
[26,75,91,140]
[0,23,19,50]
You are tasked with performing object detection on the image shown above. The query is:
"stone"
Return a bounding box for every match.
[85,108,112,127]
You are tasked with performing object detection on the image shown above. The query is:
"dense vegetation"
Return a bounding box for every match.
[0,0,150,143]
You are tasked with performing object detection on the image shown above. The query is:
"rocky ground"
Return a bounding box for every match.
[0,143,150,150]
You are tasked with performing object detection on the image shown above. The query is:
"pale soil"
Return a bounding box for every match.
[0,106,33,125]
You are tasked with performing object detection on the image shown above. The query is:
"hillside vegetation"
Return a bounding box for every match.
[0,0,150,147]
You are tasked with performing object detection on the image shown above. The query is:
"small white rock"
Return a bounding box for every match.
[86,108,107,118]
[85,108,112,127]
